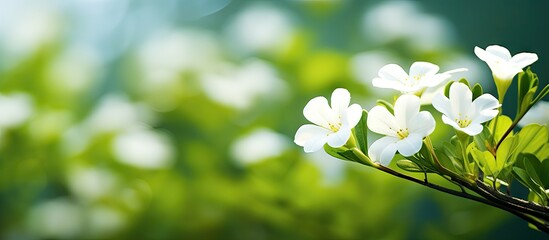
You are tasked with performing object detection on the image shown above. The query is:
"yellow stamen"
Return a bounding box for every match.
[412,74,424,81]
[328,122,342,132]
[396,128,409,140]
[455,116,472,128]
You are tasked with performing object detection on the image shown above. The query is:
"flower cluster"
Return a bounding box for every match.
[294,45,549,232]
[295,45,538,166]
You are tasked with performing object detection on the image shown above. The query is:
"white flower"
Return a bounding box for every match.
[432,82,500,136]
[294,88,362,153]
[367,94,435,165]
[474,45,538,81]
[372,61,466,94]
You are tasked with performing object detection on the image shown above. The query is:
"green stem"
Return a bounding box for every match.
[456,130,473,175]
[349,148,494,211]
[347,142,549,233]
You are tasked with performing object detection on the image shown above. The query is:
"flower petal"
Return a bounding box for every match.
[408,111,436,136]
[473,109,499,125]
[423,73,451,87]
[372,64,408,90]
[474,46,490,62]
[491,63,522,81]
[473,93,500,111]
[326,126,351,148]
[378,64,408,82]
[409,61,439,78]
[510,52,538,69]
[441,115,462,130]
[394,94,420,128]
[331,88,351,116]
[367,106,399,137]
[471,94,500,124]
[303,96,334,129]
[475,46,505,65]
[294,124,330,152]
[460,124,484,136]
[396,133,423,157]
[368,136,398,166]
[443,68,468,75]
[486,45,512,60]
[432,92,453,119]
[449,82,472,118]
[346,103,363,128]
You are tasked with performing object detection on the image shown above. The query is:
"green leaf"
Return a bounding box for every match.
[353,110,369,154]
[515,124,548,157]
[488,115,513,143]
[405,144,438,173]
[522,154,543,187]
[517,68,538,112]
[324,145,348,161]
[376,99,394,115]
[514,154,548,203]
[473,126,492,151]
[528,190,544,207]
[538,143,549,161]
[443,81,454,98]
[458,78,470,88]
[498,136,518,168]
[471,148,496,177]
[396,159,425,172]
[471,83,483,100]
[532,84,549,105]
[513,166,538,191]
[512,166,545,202]
[519,89,537,117]
[539,159,549,189]
[438,140,463,173]
[340,150,364,163]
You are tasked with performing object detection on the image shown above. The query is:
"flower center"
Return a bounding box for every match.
[412,74,424,81]
[396,128,409,140]
[455,117,472,128]
[328,122,342,132]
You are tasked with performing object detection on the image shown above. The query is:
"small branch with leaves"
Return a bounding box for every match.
[295,45,549,234]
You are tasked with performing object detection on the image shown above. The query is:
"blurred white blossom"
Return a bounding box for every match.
[518,101,549,127]
[67,166,118,201]
[0,93,33,129]
[0,4,62,64]
[138,30,221,81]
[27,198,83,239]
[231,128,290,165]
[306,151,347,185]
[86,206,127,238]
[62,95,153,155]
[112,127,174,169]
[225,4,294,55]
[202,59,287,109]
[137,29,222,110]
[362,1,453,51]
[86,95,153,134]
[47,46,102,97]
[350,51,399,86]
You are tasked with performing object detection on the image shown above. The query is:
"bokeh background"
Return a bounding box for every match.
[0,0,548,239]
